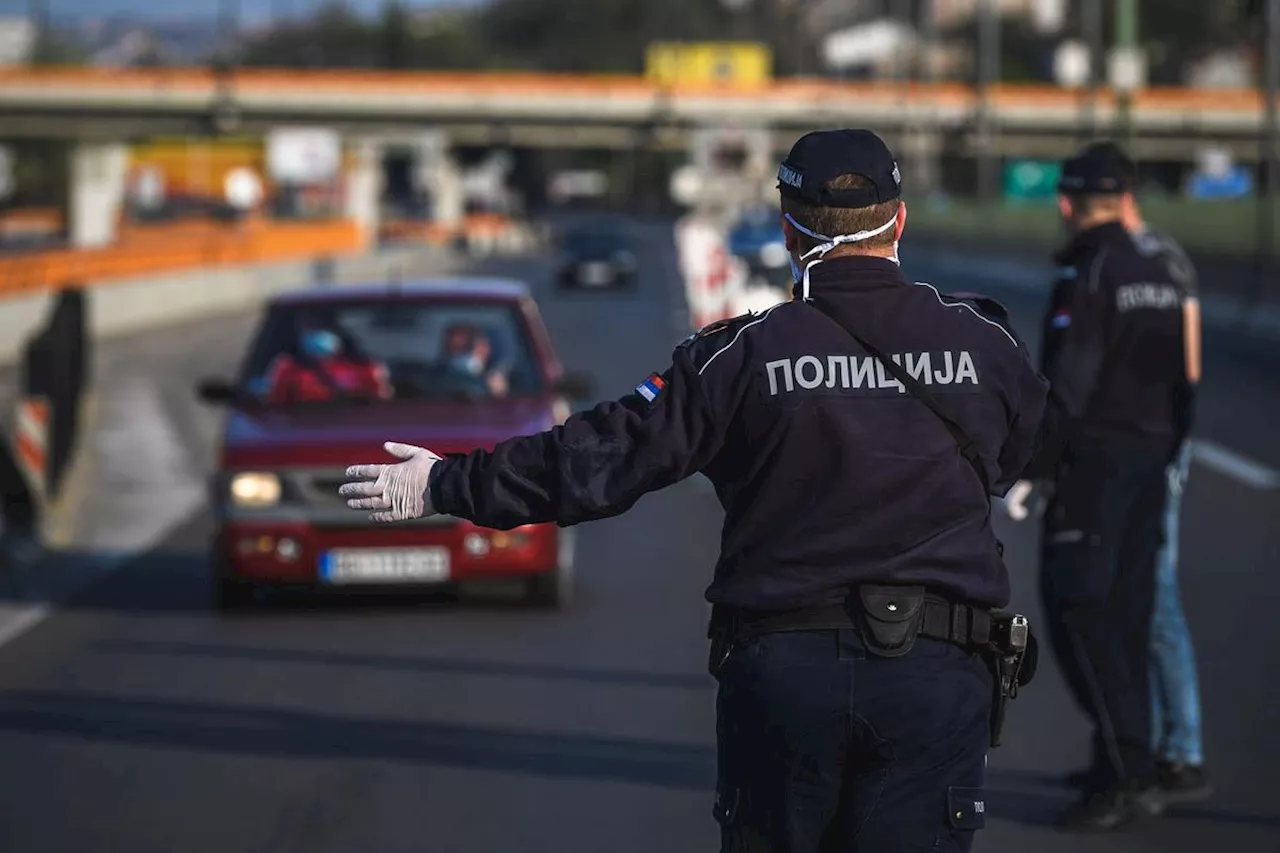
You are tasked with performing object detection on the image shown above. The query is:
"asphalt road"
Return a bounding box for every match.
[0,222,1277,852]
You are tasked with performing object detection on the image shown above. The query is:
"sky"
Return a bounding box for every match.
[0,1,483,26]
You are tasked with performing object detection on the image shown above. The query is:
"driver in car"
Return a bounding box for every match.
[263,320,391,404]
[440,324,510,399]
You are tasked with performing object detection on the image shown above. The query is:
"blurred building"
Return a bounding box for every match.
[815,0,1069,80]
[0,16,36,66]
[934,0,1066,32]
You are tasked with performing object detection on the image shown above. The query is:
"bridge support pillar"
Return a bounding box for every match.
[344,138,384,250]
[62,142,128,249]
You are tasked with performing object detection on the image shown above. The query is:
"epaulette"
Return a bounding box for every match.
[676,309,773,372]
[945,290,1026,349]
[947,291,1010,322]
[678,311,757,348]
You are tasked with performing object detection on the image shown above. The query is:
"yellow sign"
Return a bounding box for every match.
[129,137,265,197]
[645,42,772,89]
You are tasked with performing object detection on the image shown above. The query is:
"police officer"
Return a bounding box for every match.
[1074,141,1212,803]
[340,129,1048,852]
[1009,145,1193,830]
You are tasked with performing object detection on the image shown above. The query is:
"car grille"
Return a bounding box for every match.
[301,472,351,509]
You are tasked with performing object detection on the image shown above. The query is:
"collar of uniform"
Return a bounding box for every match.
[792,255,906,299]
[1054,220,1128,263]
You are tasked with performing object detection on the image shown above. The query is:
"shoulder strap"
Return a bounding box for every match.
[809,298,992,497]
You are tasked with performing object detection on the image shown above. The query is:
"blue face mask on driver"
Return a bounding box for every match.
[300,329,342,360]
[448,352,485,376]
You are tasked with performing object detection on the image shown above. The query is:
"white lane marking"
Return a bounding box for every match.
[1191,439,1280,490]
[0,604,50,648]
[86,379,206,552]
[0,379,206,650]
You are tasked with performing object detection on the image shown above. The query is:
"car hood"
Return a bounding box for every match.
[220,398,556,468]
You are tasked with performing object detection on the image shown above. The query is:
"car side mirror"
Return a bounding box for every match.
[196,377,238,404]
[554,371,595,401]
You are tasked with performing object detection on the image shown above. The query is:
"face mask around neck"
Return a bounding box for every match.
[785,213,900,297]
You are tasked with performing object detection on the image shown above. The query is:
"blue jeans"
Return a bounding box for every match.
[1149,443,1205,766]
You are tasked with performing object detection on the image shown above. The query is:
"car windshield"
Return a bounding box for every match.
[733,209,781,237]
[238,299,544,406]
[564,228,628,253]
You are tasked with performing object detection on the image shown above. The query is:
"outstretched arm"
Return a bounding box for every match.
[341,345,736,529]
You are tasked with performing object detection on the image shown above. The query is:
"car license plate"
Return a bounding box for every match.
[320,548,451,584]
[580,263,613,285]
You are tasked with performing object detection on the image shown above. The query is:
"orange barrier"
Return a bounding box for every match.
[0,66,1266,114]
[13,396,50,497]
[0,207,62,238]
[0,218,364,296]
[380,213,521,247]
[380,219,456,246]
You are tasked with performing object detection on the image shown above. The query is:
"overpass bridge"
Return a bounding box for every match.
[0,68,1270,162]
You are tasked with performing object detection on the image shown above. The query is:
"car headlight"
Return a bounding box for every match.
[759,242,789,269]
[229,472,282,507]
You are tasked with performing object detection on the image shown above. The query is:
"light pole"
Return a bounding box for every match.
[975,0,1000,200]
[1112,0,1139,147]
[720,0,752,41]
[211,0,241,136]
[1250,0,1280,330]
[1080,0,1103,142]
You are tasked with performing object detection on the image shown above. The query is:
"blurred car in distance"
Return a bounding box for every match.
[727,206,789,277]
[196,278,594,611]
[555,223,637,289]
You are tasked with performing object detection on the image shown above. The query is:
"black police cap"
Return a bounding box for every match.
[1079,140,1139,184]
[1057,145,1132,195]
[777,129,902,208]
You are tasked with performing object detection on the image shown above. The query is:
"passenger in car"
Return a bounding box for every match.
[264,319,392,404]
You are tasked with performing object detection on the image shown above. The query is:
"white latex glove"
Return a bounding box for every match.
[340,442,442,523]
[1002,479,1034,522]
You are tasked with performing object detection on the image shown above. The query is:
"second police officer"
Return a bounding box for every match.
[341,129,1049,852]
[1066,142,1213,805]
[1008,145,1195,830]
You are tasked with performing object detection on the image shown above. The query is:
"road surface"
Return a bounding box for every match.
[0,222,1276,852]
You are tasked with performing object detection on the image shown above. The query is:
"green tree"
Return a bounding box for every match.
[29,29,87,66]
[478,0,751,73]
[241,1,375,68]
[379,1,414,69]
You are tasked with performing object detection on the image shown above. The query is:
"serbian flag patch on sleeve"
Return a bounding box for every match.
[1051,308,1072,329]
[636,373,666,403]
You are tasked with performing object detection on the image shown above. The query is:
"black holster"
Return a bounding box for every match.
[984,612,1039,748]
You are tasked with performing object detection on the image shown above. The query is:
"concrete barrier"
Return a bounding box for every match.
[0,244,454,366]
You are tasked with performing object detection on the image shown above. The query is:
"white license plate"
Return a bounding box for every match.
[320,548,451,584]
[580,263,613,285]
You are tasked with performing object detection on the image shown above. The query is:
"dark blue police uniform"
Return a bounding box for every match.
[1026,148,1193,828]
[426,130,1048,851]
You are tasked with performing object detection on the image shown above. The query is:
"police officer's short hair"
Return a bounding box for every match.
[781,175,901,252]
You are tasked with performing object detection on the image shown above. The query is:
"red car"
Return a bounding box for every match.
[196,278,593,611]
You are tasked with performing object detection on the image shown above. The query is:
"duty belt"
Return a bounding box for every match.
[709,592,993,650]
